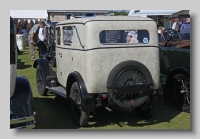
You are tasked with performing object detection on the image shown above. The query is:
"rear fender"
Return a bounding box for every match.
[33,58,55,87]
[67,71,95,113]
[165,66,190,88]
[10,76,35,118]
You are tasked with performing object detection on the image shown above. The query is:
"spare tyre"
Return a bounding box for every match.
[107,60,153,110]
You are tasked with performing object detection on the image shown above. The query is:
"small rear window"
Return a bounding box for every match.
[63,26,73,45]
[99,30,149,44]
[56,27,61,45]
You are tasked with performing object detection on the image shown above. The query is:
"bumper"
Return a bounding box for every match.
[107,83,154,110]
[10,113,36,129]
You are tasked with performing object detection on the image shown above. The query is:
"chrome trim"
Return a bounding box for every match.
[11,123,35,129]
[10,115,35,125]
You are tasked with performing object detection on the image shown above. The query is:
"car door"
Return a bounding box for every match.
[160,46,190,76]
[56,26,75,86]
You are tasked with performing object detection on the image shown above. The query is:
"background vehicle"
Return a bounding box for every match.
[159,17,190,112]
[37,21,57,67]
[10,16,36,129]
[33,16,160,127]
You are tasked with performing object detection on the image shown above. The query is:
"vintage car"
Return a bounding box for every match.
[33,16,160,126]
[159,17,190,112]
[10,16,36,129]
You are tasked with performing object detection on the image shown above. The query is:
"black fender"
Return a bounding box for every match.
[66,71,95,113]
[10,76,35,119]
[33,58,55,87]
[165,66,190,88]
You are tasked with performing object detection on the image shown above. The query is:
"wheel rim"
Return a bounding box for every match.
[173,74,190,106]
[115,68,147,99]
[37,68,44,93]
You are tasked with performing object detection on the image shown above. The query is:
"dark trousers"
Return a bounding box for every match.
[37,40,47,58]
[17,45,21,54]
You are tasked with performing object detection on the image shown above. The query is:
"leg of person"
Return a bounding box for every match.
[28,35,35,60]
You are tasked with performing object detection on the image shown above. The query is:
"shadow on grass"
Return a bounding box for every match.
[17,58,32,69]
[33,95,79,129]
[87,97,181,128]
[33,94,184,129]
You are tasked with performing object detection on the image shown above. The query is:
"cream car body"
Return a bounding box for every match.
[34,16,160,127]
[56,16,159,93]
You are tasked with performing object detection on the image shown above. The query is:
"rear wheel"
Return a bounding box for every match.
[36,65,48,96]
[68,82,89,127]
[172,73,190,112]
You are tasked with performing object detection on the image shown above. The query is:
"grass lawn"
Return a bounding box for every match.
[17,46,191,130]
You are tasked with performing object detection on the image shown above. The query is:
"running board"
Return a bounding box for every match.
[47,86,66,98]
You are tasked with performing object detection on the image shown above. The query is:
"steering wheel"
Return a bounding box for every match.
[162,29,181,46]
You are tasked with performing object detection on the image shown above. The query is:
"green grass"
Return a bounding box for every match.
[17,46,190,130]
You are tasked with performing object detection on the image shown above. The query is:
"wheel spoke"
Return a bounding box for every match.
[173,74,190,109]
[115,68,146,99]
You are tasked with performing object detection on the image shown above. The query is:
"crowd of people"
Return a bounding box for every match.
[171,17,190,31]
[157,17,190,37]
[14,19,46,60]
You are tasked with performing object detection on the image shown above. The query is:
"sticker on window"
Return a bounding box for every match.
[143,37,148,44]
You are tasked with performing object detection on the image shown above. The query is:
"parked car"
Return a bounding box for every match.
[33,16,160,126]
[159,17,190,112]
[10,16,36,129]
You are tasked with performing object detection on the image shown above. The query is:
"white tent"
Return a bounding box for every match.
[128,10,181,16]
[10,10,48,19]
[128,10,190,29]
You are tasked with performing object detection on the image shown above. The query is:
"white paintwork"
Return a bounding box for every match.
[56,16,160,94]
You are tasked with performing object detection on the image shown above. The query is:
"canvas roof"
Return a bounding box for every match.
[128,10,181,16]
[10,10,48,19]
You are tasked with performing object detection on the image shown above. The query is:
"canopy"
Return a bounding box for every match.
[10,10,48,19]
[128,10,181,16]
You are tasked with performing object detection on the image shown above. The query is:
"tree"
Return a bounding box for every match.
[108,10,129,16]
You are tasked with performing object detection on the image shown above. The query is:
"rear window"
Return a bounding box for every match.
[99,30,149,44]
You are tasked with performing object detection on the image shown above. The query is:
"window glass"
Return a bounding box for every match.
[63,26,73,45]
[56,27,61,45]
[99,30,149,44]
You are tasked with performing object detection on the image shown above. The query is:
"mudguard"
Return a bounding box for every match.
[67,71,95,113]
[165,66,190,88]
[10,76,35,129]
[33,58,55,87]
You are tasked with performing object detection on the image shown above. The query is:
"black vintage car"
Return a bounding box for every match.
[10,16,36,129]
[159,17,190,112]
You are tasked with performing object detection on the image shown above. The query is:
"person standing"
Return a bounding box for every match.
[185,18,190,23]
[37,25,48,58]
[28,21,45,60]
[172,18,180,31]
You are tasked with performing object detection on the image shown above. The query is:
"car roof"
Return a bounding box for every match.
[57,16,154,25]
